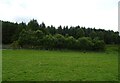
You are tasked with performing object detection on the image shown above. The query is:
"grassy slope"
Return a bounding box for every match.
[2,45,118,81]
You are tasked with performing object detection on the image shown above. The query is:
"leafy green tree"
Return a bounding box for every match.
[11,41,21,49]
[2,21,18,44]
[18,29,28,47]
[78,37,93,50]
[40,22,46,28]
[76,28,85,39]
[85,28,92,37]
[43,35,55,49]
[34,30,45,46]
[104,31,114,44]
[66,36,76,49]
[27,19,39,31]
[89,30,97,39]
[39,22,48,34]
[2,19,120,50]
[12,22,26,42]
[97,31,104,40]
[35,30,45,38]
[69,26,76,38]
[62,26,69,36]
[93,38,105,51]
[57,26,62,34]
[47,25,56,35]
[54,34,66,49]
[18,29,36,48]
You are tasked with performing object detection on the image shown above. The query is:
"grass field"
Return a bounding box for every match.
[2,45,118,81]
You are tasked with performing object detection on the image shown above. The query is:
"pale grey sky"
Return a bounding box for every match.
[0,0,119,31]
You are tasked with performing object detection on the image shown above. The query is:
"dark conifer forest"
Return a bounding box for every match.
[2,19,120,51]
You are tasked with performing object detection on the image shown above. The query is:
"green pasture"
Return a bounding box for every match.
[2,45,118,81]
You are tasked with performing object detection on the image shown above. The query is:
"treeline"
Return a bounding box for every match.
[2,19,120,51]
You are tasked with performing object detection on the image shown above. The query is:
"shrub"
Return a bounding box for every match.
[43,35,55,49]
[54,34,66,49]
[66,36,76,49]
[10,41,21,49]
[78,37,93,50]
[93,39,105,51]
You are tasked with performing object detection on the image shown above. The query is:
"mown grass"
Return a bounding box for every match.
[2,45,118,81]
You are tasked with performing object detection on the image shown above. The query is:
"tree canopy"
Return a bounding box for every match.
[2,19,120,51]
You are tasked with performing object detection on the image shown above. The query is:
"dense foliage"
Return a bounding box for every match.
[2,19,120,51]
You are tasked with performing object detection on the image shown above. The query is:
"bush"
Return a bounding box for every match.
[10,41,21,49]
[66,36,76,49]
[43,35,55,49]
[78,37,93,50]
[93,39,105,51]
[54,34,66,49]
[16,29,106,51]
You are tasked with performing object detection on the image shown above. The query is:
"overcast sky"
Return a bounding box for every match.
[0,0,119,31]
